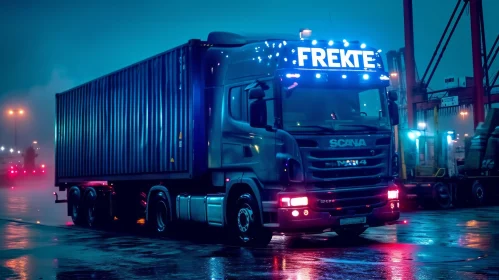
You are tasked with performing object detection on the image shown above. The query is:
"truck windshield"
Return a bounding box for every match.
[281,83,390,133]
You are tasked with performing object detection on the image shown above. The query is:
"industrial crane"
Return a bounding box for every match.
[403,0,499,129]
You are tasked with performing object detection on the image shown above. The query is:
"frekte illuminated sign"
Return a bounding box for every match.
[297,47,376,69]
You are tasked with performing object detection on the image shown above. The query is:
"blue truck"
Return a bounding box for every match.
[54,30,401,246]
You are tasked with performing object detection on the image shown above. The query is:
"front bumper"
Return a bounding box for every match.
[265,200,400,233]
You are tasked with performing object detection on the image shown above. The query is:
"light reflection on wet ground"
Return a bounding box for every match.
[1,183,499,279]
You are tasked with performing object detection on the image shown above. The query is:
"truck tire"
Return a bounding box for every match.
[148,191,171,233]
[69,187,85,226]
[84,187,98,227]
[229,193,273,247]
[433,182,452,209]
[334,226,367,238]
[471,181,485,206]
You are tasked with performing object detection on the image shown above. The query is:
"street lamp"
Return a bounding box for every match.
[6,109,25,149]
[9,148,14,153]
[0,146,4,151]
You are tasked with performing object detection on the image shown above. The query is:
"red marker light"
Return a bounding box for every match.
[403,220,408,224]
[41,164,45,168]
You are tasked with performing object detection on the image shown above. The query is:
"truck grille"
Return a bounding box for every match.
[301,138,390,183]
[296,135,392,210]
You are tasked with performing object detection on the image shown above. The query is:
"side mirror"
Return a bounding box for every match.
[249,100,268,128]
[249,88,265,100]
[388,90,398,102]
[388,100,399,126]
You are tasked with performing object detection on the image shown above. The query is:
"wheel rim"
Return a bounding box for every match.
[237,203,254,242]
[72,203,79,218]
[156,200,168,231]
[436,185,450,206]
[476,186,484,199]
[87,194,96,224]
[71,191,79,220]
[88,204,95,223]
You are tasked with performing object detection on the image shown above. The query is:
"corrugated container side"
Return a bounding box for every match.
[55,43,202,183]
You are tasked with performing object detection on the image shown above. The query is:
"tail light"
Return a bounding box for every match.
[388,190,399,200]
[280,196,308,207]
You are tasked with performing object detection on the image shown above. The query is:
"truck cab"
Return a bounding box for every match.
[210,32,401,238]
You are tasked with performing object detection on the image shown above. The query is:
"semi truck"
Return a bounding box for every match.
[53,30,401,246]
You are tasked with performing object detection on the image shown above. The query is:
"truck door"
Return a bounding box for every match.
[222,79,277,183]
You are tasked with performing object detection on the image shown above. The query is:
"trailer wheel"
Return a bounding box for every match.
[334,226,367,238]
[471,181,485,206]
[230,193,272,247]
[69,187,85,226]
[84,188,98,227]
[433,182,452,209]
[149,192,171,233]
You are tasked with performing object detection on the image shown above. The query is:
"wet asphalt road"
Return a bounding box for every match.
[1,181,499,279]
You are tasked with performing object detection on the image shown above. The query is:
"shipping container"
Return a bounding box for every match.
[55,41,206,184]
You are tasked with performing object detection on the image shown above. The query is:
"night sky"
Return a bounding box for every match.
[0,0,498,155]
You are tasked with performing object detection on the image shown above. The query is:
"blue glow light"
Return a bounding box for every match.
[361,43,366,49]
[286,73,301,78]
[343,40,350,47]
[328,40,334,46]
[408,132,416,140]
[341,74,347,79]
[312,40,318,45]
[380,75,390,81]
[363,74,369,80]
[315,73,321,78]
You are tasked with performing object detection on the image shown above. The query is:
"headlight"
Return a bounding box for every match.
[388,190,399,200]
[280,196,309,207]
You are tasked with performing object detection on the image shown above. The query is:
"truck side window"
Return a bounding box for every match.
[246,83,275,127]
[229,87,243,120]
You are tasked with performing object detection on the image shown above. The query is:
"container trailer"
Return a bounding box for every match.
[54,30,402,246]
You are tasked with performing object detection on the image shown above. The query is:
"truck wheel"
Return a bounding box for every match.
[334,227,367,238]
[69,187,85,226]
[148,192,171,233]
[433,183,452,209]
[84,188,98,227]
[471,181,485,206]
[230,193,273,247]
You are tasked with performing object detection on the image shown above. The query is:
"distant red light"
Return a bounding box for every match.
[403,220,408,224]
[10,171,14,174]
[33,170,36,173]
[42,170,45,173]
[41,164,45,168]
